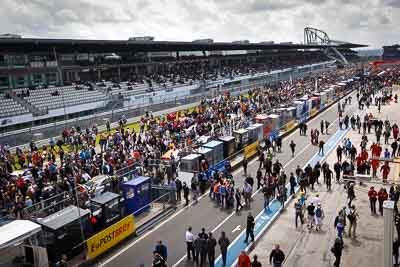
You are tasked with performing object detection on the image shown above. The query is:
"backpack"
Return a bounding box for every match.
[316,208,322,218]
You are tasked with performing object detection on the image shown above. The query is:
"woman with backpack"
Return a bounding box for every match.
[314,203,325,232]
[334,209,346,239]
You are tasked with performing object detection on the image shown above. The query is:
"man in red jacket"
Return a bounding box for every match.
[378,188,388,216]
[368,186,378,215]
[380,162,391,183]
[371,159,380,178]
[238,250,251,267]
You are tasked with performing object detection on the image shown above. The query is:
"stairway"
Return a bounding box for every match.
[323,47,349,66]
[8,91,48,117]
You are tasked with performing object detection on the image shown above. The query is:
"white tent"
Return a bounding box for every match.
[0,220,41,250]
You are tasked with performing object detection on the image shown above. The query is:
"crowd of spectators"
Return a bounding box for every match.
[105,52,330,87]
[0,63,366,221]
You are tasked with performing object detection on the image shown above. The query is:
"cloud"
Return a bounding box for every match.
[382,0,400,8]
[0,0,397,47]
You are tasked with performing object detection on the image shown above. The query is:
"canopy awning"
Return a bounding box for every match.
[0,220,41,249]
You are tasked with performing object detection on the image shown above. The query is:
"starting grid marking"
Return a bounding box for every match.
[214,126,351,267]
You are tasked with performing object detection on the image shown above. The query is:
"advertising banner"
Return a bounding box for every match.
[310,108,318,117]
[285,120,296,132]
[86,215,136,260]
[244,140,259,159]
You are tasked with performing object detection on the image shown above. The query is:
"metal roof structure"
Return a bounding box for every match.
[0,38,366,53]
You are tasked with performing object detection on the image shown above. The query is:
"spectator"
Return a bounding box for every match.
[269,244,285,267]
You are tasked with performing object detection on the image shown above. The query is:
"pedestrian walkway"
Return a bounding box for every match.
[247,97,400,267]
[214,126,351,267]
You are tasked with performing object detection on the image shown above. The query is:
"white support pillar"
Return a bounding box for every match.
[383,200,395,267]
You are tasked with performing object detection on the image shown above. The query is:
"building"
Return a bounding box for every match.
[383,44,400,60]
[0,37,365,91]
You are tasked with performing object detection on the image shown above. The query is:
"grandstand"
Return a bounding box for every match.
[0,93,29,118]
[17,85,107,111]
[0,36,365,132]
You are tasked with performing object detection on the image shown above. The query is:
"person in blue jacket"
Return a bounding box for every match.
[155,240,168,262]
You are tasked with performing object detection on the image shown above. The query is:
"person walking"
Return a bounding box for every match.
[306,202,315,231]
[193,233,202,265]
[251,255,262,267]
[191,176,199,204]
[243,181,253,208]
[380,162,391,183]
[394,237,400,266]
[218,231,230,267]
[336,145,343,162]
[207,232,217,267]
[256,168,263,189]
[269,244,285,267]
[325,167,333,191]
[199,234,208,267]
[289,140,296,157]
[244,212,255,243]
[175,178,182,201]
[325,120,330,134]
[331,238,344,267]
[378,188,388,216]
[347,205,359,239]
[183,182,190,206]
[334,161,342,183]
[243,156,248,177]
[154,241,168,262]
[235,187,243,212]
[238,250,251,267]
[185,227,195,260]
[319,140,325,156]
[262,184,271,211]
[334,210,346,239]
[258,152,264,170]
[289,172,297,195]
[276,136,282,153]
[314,204,325,232]
[294,198,304,228]
[368,186,378,215]
[152,251,166,267]
[320,120,325,134]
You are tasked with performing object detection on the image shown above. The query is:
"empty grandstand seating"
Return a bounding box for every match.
[19,86,107,110]
[0,93,29,118]
[103,78,195,97]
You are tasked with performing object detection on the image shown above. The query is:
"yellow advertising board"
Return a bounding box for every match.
[86,214,136,260]
[244,140,259,159]
[310,108,318,117]
[284,120,296,132]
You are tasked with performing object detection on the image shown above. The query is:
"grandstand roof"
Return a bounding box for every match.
[0,38,366,53]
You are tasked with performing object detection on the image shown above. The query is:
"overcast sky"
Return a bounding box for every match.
[0,0,398,48]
